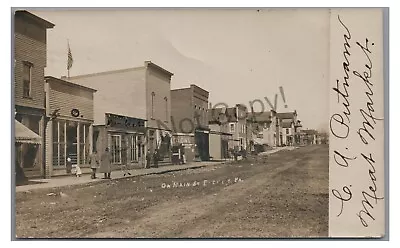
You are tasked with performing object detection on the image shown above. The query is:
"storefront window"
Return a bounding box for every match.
[52,120,91,167]
[52,143,59,166]
[129,135,137,162]
[53,121,66,167]
[79,124,89,164]
[111,134,122,164]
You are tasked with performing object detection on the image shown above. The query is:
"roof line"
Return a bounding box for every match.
[45,76,97,92]
[68,66,146,80]
[15,10,55,28]
[145,61,174,76]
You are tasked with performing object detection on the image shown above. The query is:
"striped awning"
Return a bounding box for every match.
[15,120,41,144]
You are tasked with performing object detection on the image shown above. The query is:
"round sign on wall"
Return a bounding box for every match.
[71,108,80,117]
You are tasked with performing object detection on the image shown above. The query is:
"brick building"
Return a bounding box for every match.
[69,61,173,167]
[44,76,96,177]
[14,10,54,178]
[171,84,210,161]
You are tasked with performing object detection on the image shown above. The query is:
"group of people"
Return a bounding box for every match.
[86,147,161,180]
[87,147,112,179]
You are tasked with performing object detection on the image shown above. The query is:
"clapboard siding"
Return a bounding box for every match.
[48,80,94,121]
[14,32,46,109]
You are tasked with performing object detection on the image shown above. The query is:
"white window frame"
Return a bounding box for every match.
[130,135,137,162]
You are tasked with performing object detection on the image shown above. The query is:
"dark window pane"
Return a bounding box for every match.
[52,121,58,143]
[23,64,31,81]
[53,143,59,167]
[59,121,65,143]
[79,144,85,164]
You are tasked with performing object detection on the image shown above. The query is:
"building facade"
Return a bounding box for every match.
[209,104,248,152]
[277,111,299,146]
[69,61,173,166]
[95,113,147,170]
[248,111,278,148]
[44,76,96,177]
[171,84,210,161]
[14,11,54,178]
[208,121,232,160]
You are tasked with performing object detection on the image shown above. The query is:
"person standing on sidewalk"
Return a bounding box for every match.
[88,151,99,179]
[153,148,159,168]
[99,147,112,179]
[145,149,151,169]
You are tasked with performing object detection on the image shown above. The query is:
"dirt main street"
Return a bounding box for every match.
[15,145,329,238]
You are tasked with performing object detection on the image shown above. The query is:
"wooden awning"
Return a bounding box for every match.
[15,120,41,144]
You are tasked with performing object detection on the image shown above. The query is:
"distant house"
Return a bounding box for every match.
[302,129,318,145]
[277,110,300,146]
[247,110,278,148]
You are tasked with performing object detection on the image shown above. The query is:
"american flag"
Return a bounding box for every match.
[67,42,73,70]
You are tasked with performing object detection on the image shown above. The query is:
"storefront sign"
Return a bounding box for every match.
[105,113,145,131]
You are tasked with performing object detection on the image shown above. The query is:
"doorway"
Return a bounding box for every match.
[66,121,78,164]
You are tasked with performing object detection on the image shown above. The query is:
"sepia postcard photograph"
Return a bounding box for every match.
[11,7,387,239]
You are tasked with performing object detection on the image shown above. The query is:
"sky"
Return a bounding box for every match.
[32,8,330,131]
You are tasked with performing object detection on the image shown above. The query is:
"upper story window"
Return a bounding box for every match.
[286,128,289,134]
[23,62,33,98]
[164,97,168,122]
[230,123,235,132]
[151,92,155,119]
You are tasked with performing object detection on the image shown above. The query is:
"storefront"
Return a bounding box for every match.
[208,130,232,161]
[93,113,147,170]
[15,119,42,181]
[50,119,92,174]
[147,128,172,163]
[195,127,210,161]
[172,133,195,162]
[15,107,44,178]
[44,76,97,177]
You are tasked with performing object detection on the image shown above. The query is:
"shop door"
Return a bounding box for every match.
[66,122,78,164]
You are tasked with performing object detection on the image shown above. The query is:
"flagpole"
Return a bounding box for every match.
[67,39,69,79]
